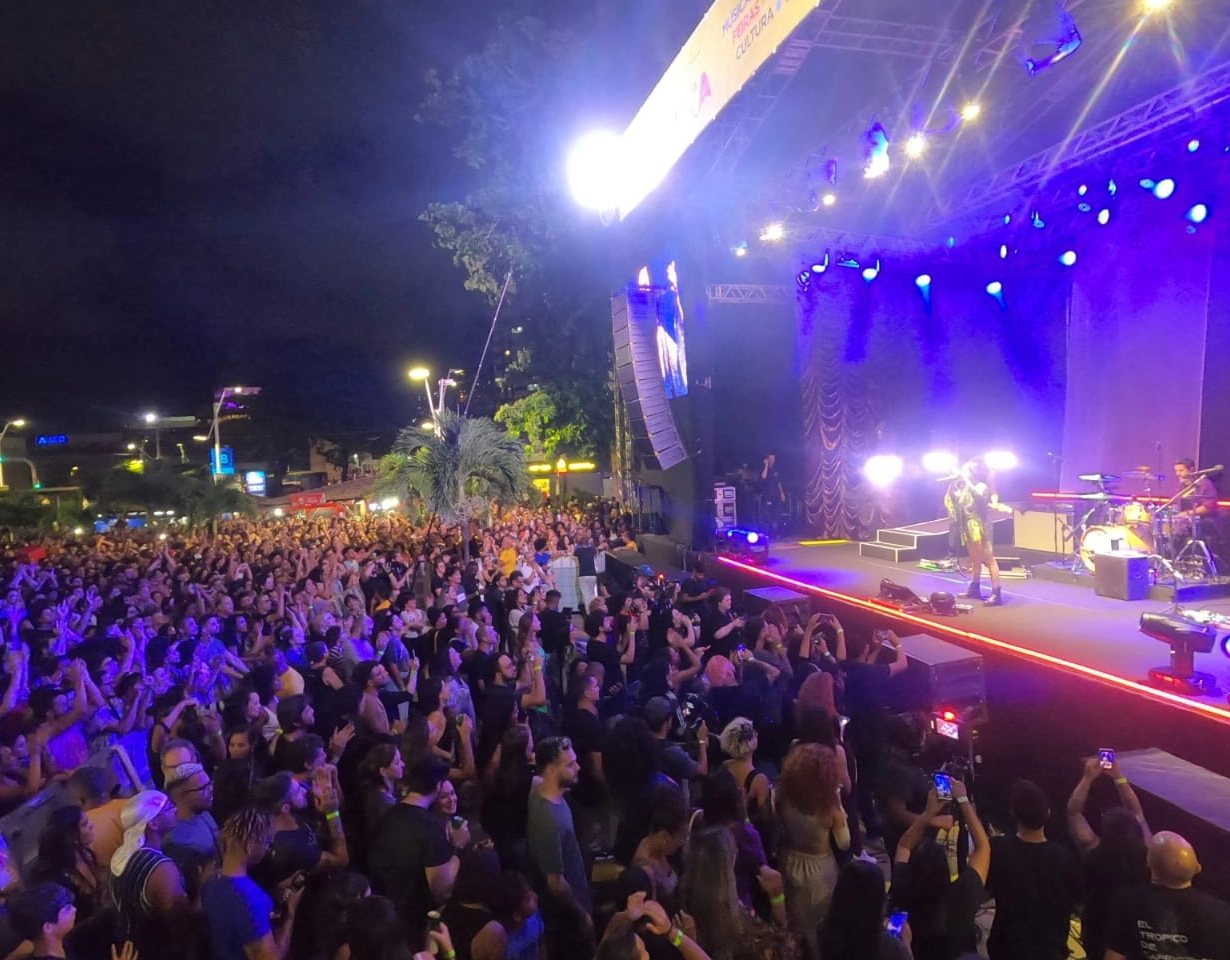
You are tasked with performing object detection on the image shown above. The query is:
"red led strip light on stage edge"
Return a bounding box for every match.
[717,557,1230,726]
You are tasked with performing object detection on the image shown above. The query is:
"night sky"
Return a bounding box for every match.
[0,1,708,433]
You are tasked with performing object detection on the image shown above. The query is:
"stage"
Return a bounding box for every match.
[716,541,1230,728]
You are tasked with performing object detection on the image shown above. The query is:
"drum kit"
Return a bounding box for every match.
[1068,469,1220,582]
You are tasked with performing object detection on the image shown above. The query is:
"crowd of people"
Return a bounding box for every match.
[0,503,1228,960]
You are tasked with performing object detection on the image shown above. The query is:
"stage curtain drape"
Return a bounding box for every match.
[1061,202,1216,492]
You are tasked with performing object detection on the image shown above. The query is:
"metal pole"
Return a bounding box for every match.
[464,271,513,417]
[0,423,9,490]
[212,391,226,484]
[154,421,162,460]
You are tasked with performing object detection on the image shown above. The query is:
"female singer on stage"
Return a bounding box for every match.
[945,458,1005,606]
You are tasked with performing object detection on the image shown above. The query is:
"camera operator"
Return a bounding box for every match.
[643,697,709,807]
[677,564,714,617]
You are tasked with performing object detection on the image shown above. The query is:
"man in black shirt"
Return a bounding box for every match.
[574,536,599,608]
[676,565,713,617]
[701,588,745,660]
[987,779,1082,960]
[842,629,907,836]
[563,671,607,852]
[583,611,627,701]
[369,758,470,935]
[539,589,576,695]
[1106,831,1230,960]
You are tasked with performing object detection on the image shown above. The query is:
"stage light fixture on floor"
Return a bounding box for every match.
[1140,612,1217,696]
[761,222,786,242]
[864,455,904,489]
[1187,204,1209,224]
[1153,179,1176,199]
[1060,250,1078,266]
[1097,208,1112,225]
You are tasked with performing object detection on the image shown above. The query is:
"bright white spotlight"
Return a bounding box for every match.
[746,532,760,544]
[761,222,786,242]
[915,274,932,288]
[1142,0,1172,12]
[984,450,1019,471]
[863,455,904,489]
[1153,178,1176,199]
[999,244,1009,259]
[1187,204,1208,224]
[986,281,1003,296]
[566,130,625,211]
[1097,208,1112,225]
[822,192,837,207]
[922,451,959,474]
[960,102,982,122]
[1059,250,1078,266]
[733,244,748,258]
[1187,139,1201,153]
[905,133,927,159]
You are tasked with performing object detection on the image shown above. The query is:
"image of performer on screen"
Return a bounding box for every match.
[944,457,1005,606]
[1174,458,1219,518]
[656,260,688,400]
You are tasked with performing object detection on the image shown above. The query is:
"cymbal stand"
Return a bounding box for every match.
[1066,503,1100,573]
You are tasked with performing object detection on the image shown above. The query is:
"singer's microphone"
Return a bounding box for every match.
[1194,464,1224,477]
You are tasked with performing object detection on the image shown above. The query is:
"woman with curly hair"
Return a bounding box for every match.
[776,742,850,960]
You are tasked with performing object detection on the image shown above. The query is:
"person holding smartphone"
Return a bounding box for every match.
[891,780,989,960]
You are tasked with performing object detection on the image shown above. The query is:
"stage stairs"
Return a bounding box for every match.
[859,519,952,562]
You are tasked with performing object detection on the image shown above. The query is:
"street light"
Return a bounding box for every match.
[142,411,162,460]
[209,386,261,483]
[0,418,28,491]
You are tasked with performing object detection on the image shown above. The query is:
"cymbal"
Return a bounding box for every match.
[1123,469,1166,480]
[1078,472,1120,483]
[1077,492,1122,501]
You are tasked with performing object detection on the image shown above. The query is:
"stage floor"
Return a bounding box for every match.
[718,541,1230,726]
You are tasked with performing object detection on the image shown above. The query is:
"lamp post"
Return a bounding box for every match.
[210,386,261,483]
[0,418,27,491]
[142,412,162,460]
[408,367,434,418]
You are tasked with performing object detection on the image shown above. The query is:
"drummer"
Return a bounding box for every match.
[1174,458,1219,519]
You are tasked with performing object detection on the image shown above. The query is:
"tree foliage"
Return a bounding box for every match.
[495,389,590,461]
[417,14,614,464]
[377,411,530,555]
[92,461,256,530]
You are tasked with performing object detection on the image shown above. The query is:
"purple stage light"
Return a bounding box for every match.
[1060,250,1078,267]
[1153,179,1176,199]
[1097,208,1112,225]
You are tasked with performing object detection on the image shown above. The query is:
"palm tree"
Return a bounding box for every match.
[378,410,530,559]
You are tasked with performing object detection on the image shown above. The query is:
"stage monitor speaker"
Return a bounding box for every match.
[887,633,987,724]
[1094,551,1150,601]
[612,287,688,471]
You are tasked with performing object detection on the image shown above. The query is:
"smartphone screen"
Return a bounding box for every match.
[933,773,953,800]
[887,912,908,938]
[1098,748,1115,769]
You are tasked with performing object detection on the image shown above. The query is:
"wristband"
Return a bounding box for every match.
[698,739,709,745]
[325,810,340,821]
[444,952,457,959]
[669,927,684,948]
[956,796,969,805]
[769,893,786,905]
[1114,777,1129,785]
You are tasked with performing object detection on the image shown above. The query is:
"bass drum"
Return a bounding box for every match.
[1080,524,1153,572]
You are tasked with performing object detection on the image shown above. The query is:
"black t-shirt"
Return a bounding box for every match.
[539,608,572,655]
[702,610,739,659]
[1081,843,1150,960]
[564,707,605,808]
[678,577,711,608]
[586,637,625,698]
[252,821,323,891]
[987,835,1082,960]
[840,660,893,737]
[1106,884,1230,960]
[369,802,454,932]
[892,861,984,960]
[574,546,597,578]
[874,756,930,858]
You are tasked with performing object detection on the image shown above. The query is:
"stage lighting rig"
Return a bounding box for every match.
[1025,6,1082,76]
[863,123,891,179]
[716,526,771,565]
